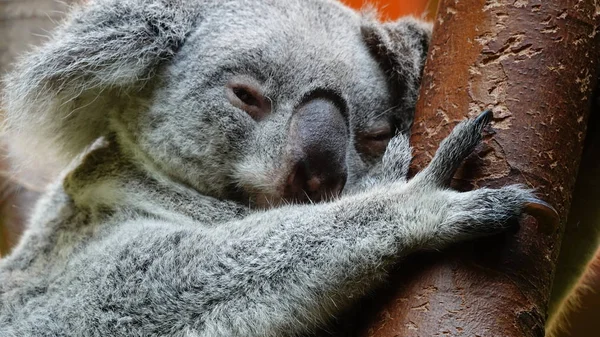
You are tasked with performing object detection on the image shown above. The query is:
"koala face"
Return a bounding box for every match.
[116,1,429,207]
[3,0,431,208]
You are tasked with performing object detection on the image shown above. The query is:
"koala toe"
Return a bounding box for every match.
[410,110,492,188]
[381,133,412,181]
[443,185,552,238]
[473,109,493,130]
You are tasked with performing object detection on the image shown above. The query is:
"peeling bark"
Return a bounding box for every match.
[357,0,600,336]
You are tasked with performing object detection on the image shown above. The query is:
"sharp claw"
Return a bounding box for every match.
[474,109,493,127]
[523,198,560,231]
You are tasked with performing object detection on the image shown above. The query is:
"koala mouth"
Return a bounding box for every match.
[231,156,348,209]
[281,157,347,204]
[240,177,346,210]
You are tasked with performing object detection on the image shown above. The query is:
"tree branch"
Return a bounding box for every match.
[358,1,600,336]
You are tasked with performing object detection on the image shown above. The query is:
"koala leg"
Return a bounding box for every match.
[380,132,412,182]
[412,109,492,188]
[347,133,412,192]
[404,110,557,246]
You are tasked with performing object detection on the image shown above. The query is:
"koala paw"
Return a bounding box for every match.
[346,133,412,193]
[443,185,556,238]
[380,133,412,182]
[413,109,493,188]
[407,110,558,242]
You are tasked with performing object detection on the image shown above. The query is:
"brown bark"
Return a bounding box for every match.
[359,1,600,336]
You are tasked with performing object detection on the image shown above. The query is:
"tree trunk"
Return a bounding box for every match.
[358,0,600,336]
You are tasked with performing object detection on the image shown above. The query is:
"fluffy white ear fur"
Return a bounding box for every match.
[1,0,197,163]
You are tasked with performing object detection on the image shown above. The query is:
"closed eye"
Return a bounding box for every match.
[356,124,394,158]
[226,80,272,121]
[364,129,392,142]
[233,87,260,107]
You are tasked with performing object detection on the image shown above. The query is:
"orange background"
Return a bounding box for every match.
[341,0,438,20]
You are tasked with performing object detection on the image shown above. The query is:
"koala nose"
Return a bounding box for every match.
[284,96,349,203]
[286,156,348,202]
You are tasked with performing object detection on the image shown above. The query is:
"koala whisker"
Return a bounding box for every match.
[373,104,401,120]
[32,32,52,40]
[265,95,274,108]
[302,190,315,205]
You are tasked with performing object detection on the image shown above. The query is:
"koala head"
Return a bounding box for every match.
[2,0,431,208]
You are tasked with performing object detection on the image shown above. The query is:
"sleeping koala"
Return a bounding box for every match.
[0,0,552,336]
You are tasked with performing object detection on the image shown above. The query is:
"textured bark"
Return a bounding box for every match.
[359,0,600,336]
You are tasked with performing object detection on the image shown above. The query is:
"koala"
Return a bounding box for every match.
[0,0,553,336]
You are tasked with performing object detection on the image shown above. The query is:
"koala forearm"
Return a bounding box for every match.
[86,185,458,337]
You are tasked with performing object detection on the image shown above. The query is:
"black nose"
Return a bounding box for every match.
[284,96,348,203]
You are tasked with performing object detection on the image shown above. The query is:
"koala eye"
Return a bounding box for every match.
[226,80,272,121]
[356,124,394,158]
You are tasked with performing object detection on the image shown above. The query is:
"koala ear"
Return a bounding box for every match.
[2,0,197,161]
[361,17,432,129]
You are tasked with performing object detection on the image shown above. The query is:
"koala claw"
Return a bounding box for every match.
[474,109,493,128]
[523,198,560,230]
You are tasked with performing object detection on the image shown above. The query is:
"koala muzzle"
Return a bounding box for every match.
[284,97,348,203]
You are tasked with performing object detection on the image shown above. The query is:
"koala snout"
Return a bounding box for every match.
[284,97,349,202]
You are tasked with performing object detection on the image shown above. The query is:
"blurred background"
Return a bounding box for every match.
[0,1,597,336]
[0,0,73,258]
[342,0,438,20]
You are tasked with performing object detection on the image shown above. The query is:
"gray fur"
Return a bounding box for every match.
[1,1,540,336]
